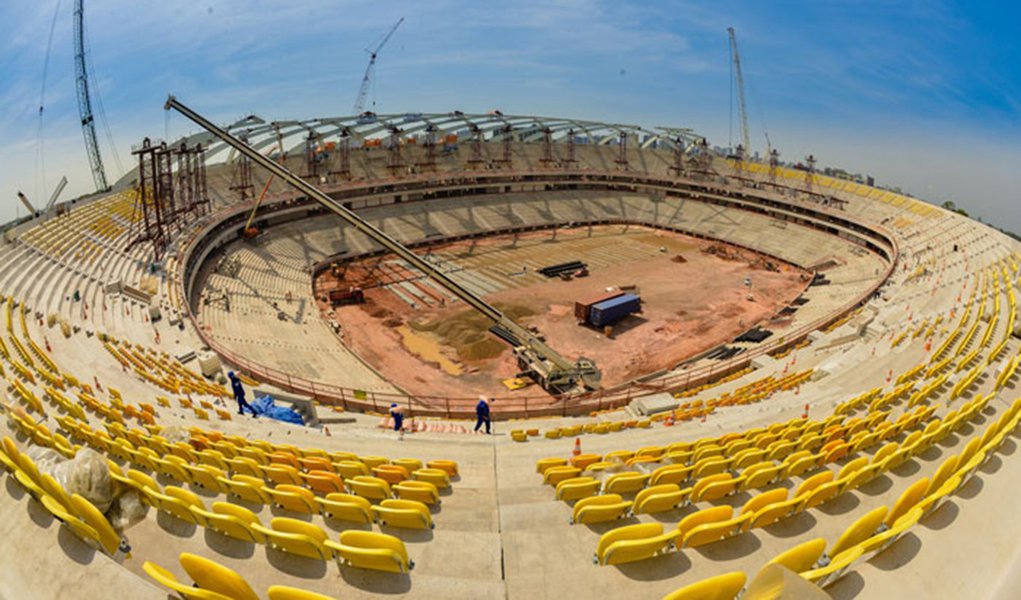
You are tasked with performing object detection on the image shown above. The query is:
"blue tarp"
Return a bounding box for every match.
[252,394,305,425]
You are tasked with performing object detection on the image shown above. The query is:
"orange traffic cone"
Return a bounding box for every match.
[572,438,581,457]
[925,338,932,352]
[801,403,809,419]
[886,369,893,383]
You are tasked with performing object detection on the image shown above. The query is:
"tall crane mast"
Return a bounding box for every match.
[727,27,751,156]
[352,17,404,115]
[74,0,108,191]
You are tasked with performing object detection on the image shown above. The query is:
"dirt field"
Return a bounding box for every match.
[316,225,810,399]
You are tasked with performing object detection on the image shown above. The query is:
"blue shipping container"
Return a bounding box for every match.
[588,293,641,328]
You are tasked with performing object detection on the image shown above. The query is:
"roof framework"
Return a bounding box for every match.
[168,112,701,165]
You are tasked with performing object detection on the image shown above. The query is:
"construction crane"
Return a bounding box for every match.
[74,0,108,191]
[166,96,601,393]
[727,27,751,157]
[352,17,404,115]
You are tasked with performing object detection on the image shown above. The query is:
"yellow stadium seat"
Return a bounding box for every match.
[794,470,833,501]
[392,458,424,473]
[536,457,568,474]
[740,462,782,490]
[360,455,389,469]
[220,475,271,505]
[800,546,865,588]
[347,475,392,501]
[191,502,265,543]
[740,488,787,517]
[265,484,318,514]
[373,464,410,484]
[571,494,633,524]
[143,561,233,600]
[316,493,374,524]
[603,471,649,494]
[827,505,888,559]
[334,460,370,479]
[569,453,602,470]
[70,493,128,557]
[680,509,751,548]
[301,470,345,495]
[595,522,680,566]
[39,494,104,553]
[253,517,332,560]
[185,464,227,493]
[543,465,582,485]
[267,585,339,600]
[179,552,261,600]
[885,478,929,528]
[691,474,743,502]
[749,494,803,529]
[412,467,451,489]
[634,484,689,514]
[661,570,747,600]
[372,499,434,529]
[325,530,414,573]
[393,480,441,505]
[767,537,827,574]
[555,476,601,501]
[263,464,303,486]
[153,485,205,524]
[650,464,694,486]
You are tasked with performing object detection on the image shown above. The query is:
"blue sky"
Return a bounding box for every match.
[2,0,1019,230]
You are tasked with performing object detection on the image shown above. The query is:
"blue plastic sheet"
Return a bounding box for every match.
[252,394,305,425]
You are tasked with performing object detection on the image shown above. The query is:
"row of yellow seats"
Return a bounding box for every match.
[537,407,919,484]
[590,394,1003,571]
[61,418,453,501]
[188,425,458,475]
[118,465,434,539]
[146,552,341,600]
[565,406,943,529]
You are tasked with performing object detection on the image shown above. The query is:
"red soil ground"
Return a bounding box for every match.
[316,227,810,399]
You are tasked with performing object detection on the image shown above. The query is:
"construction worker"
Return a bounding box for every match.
[390,403,405,440]
[228,371,257,416]
[474,396,492,434]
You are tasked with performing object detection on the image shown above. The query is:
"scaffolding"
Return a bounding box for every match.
[128,137,210,261]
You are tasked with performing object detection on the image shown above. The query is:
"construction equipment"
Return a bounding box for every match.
[241,176,274,239]
[15,192,36,215]
[328,287,365,306]
[352,17,404,116]
[74,0,108,191]
[46,176,68,211]
[166,96,601,393]
[727,27,751,157]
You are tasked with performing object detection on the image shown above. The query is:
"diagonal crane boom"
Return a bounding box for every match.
[727,26,751,156]
[352,17,404,115]
[166,95,600,393]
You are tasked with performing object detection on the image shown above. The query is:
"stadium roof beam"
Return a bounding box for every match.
[161,112,688,168]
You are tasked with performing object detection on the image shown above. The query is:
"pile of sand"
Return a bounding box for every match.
[410,303,536,362]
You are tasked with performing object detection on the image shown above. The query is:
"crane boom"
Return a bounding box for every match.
[166,95,600,392]
[727,27,751,155]
[74,0,108,191]
[352,17,404,115]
